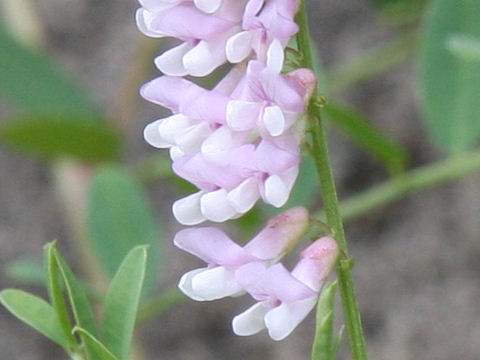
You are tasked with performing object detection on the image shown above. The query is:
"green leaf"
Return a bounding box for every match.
[52,248,99,340]
[6,258,45,286]
[0,115,120,162]
[102,246,148,360]
[0,26,100,116]
[44,243,77,350]
[311,281,338,360]
[0,289,69,350]
[87,167,161,295]
[72,327,120,360]
[324,103,408,174]
[419,0,480,154]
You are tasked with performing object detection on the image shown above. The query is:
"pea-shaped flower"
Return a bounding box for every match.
[174,207,309,301]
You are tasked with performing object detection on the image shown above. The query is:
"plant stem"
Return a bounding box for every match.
[296,2,369,360]
[317,149,480,222]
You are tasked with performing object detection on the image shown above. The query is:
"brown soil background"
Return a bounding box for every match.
[1,1,480,359]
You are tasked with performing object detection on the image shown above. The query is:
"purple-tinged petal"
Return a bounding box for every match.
[150,4,234,40]
[245,263,316,303]
[264,296,317,341]
[226,99,262,132]
[172,191,205,225]
[292,236,339,292]
[174,227,256,265]
[245,206,309,260]
[232,301,269,336]
[254,140,300,174]
[140,76,191,112]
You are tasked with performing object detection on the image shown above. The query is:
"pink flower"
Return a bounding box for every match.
[136,0,247,76]
[226,0,300,64]
[232,236,339,340]
[141,61,315,224]
[175,207,309,301]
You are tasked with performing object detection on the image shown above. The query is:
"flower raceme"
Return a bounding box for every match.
[137,0,333,342]
[174,207,339,340]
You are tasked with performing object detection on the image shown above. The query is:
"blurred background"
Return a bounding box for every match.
[1,0,480,359]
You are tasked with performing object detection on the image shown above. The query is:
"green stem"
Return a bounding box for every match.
[296,2,369,360]
[318,149,480,222]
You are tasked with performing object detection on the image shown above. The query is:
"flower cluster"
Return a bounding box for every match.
[138,0,339,340]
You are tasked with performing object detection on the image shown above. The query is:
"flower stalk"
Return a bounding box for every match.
[296,1,369,359]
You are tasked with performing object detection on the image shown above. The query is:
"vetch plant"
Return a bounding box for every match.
[2,0,480,359]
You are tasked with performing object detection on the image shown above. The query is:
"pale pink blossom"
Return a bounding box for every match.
[136,0,247,76]
[226,0,300,64]
[175,207,309,301]
[232,236,339,340]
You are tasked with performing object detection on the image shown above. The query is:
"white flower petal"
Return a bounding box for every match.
[264,296,317,341]
[200,189,238,222]
[266,39,285,74]
[157,114,192,144]
[226,31,253,63]
[169,146,185,161]
[144,120,171,148]
[183,40,225,77]
[154,42,190,76]
[178,268,209,301]
[263,105,286,136]
[135,8,165,38]
[226,100,261,131]
[175,122,212,154]
[227,178,260,213]
[191,266,243,300]
[194,0,222,13]
[172,191,205,225]
[232,302,270,336]
[264,175,289,207]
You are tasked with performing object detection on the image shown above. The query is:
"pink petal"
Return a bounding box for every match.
[150,4,234,40]
[292,236,339,292]
[174,227,255,265]
[245,206,309,260]
[244,263,316,303]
